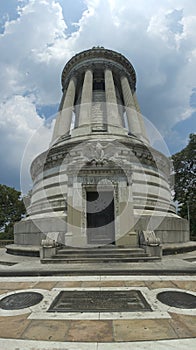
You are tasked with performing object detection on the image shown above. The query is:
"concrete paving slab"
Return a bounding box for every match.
[145,280,179,289]
[113,318,178,341]
[66,320,114,342]
[32,281,58,290]
[21,319,71,342]
[171,280,196,292]
[0,314,30,339]
[169,312,196,338]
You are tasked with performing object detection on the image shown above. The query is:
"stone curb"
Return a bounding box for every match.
[0,268,196,277]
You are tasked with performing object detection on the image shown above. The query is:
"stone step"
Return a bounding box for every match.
[41,256,161,264]
[40,246,162,264]
[57,248,144,254]
[55,252,147,258]
[56,248,146,255]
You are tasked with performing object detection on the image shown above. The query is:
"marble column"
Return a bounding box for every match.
[121,75,142,136]
[78,69,93,127]
[51,77,76,143]
[105,68,122,127]
[121,76,149,142]
[133,91,149,142]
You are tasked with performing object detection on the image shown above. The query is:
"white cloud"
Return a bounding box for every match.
[0,95,42,153]
[0,0,74,104]
[74,0,195,132]
[0,95,53,190]
[1,0,195,122]
[0,0,71,188]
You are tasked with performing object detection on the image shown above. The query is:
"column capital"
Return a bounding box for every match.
[69,75,77,85]
[104,66,112,72]
[84,67,93,74]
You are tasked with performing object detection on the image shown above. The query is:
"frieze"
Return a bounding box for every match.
[30,139,170,182]
[62,59,135,93]
[78,169,125,175]
[77,175,126,185]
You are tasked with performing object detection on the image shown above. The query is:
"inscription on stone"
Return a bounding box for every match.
[48,290,152,312]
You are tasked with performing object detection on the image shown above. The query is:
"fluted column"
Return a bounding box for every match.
[121,76,142,136]
[133,92,149,142]
[78,69,93,127]
[51,77,76,143]
[105,68,122,127]
[121,76,149,142]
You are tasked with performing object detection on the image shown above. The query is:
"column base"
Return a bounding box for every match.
[71,125,91,138]
[107,125,128,136]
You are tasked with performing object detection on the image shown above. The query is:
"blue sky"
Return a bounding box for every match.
[0,0,195,190]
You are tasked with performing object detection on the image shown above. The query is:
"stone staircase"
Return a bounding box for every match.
[41,246,161,264]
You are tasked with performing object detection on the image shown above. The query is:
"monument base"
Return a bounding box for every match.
[7,210,191,257]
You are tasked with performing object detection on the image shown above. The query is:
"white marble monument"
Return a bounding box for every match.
[11,47,189,255]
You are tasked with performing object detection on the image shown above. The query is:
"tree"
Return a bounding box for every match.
[0,184,26,238]
[172,133,196,239]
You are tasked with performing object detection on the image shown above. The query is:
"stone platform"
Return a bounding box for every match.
[0,248,196,348]
[6,241,196,259]
[0,274,195,349]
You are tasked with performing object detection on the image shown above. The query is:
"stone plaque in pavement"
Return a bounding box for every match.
[48,290,152,312]
[0,292,43,310]
[157,291,196,309]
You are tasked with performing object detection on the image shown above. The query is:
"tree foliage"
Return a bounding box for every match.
[172,133,196,239]
[0,184,26,238]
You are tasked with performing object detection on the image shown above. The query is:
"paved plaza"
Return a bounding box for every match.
[0,249,195,349]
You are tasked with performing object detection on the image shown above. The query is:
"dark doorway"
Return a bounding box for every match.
[87,191,115,244]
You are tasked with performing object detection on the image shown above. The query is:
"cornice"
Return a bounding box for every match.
[61,47,136,90]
